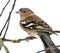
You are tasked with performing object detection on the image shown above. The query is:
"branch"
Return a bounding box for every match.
[0,0,10,17]
[37,45,60,53]
[3,0,16,39]
[0,0,10,36]
[3,36,37,43]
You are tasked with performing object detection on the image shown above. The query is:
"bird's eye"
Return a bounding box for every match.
[23,11,26,13]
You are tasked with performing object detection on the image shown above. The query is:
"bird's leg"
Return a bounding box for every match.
[25,36,37,42]
[26,36,37,40]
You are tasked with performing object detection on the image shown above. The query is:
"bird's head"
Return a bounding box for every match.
[16,8,34,20]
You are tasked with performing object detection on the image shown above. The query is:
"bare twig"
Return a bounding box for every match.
[37,46,60,53]
[0,0,10,17]
[3,36,37,43]
[2,0,16,39]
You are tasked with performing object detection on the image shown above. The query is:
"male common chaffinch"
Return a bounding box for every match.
[16,8,60,53]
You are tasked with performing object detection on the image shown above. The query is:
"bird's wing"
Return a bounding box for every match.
[21,15,52,33]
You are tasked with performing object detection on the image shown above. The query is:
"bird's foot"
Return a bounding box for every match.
[25,36,37,42]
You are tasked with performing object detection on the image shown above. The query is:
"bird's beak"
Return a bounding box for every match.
[15,11,20,14]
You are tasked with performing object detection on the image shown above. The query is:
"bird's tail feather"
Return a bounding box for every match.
[52,30,60,36]
[53,31,60,33]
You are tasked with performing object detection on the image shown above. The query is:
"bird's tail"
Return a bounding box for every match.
[52,30,60,36]
[38,32,60,53]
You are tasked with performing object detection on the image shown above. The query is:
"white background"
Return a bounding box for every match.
[0,0,60,53]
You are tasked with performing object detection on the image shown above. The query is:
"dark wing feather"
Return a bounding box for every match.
[21,15,52,33]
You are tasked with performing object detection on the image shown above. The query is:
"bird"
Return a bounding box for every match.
[16,8,60,53]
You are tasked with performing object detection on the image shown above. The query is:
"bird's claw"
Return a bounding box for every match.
[25,36,37,42]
